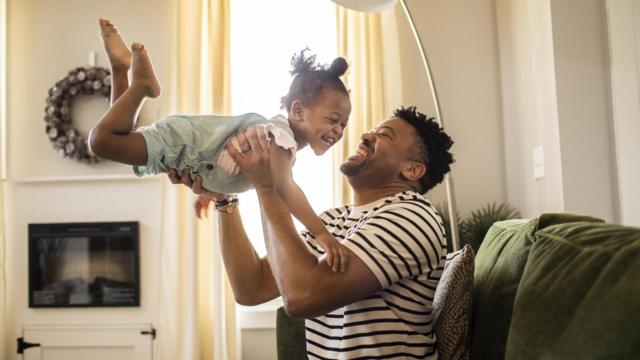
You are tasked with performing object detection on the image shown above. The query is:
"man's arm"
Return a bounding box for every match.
[225,128,382,318]
[168,169,281,306]
[257,186,382,318]
[216,200,281,305]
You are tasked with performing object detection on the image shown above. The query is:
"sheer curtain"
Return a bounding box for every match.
[0,0,6,355]
[334,5,403,204]
[0,182,5,358]
[155,0,237,359]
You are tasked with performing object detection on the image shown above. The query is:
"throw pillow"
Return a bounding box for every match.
[433,244,475,360]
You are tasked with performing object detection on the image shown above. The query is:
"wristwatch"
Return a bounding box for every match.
[214,195,239,214]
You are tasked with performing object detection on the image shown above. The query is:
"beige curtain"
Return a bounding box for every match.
[0,182,5,358]
[155,1,237,359]
[334,6,403,204]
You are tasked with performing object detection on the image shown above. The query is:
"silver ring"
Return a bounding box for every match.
[240,146,251,153]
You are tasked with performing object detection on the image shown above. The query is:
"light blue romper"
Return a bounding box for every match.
[134,113,296,194]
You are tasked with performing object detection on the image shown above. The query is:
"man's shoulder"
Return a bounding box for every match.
[318,205,350,222]
[370,191,438,216]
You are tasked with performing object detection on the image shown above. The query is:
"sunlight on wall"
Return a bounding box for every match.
[231,0,337,256]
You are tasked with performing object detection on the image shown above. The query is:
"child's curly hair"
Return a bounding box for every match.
[394,106,455,193]
[281,48,349,111]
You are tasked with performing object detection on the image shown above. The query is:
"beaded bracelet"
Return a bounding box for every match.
[214,195,239,214]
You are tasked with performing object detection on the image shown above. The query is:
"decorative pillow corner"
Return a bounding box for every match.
[433,244,475,360]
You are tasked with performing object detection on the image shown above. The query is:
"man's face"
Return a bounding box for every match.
[340,117,420,182]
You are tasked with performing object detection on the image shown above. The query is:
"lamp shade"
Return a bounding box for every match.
[331,0,397,13]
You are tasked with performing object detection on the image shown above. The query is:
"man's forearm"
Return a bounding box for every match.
[255,186,328,313]
[217,208,279,305]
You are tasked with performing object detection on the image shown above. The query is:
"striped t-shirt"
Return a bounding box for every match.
[302,191,447,359]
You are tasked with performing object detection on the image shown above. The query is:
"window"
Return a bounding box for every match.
[230,0,338,256]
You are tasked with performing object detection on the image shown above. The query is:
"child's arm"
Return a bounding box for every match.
[269,144,349,273]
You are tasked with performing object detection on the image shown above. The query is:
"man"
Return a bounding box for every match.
[170,106,454,359]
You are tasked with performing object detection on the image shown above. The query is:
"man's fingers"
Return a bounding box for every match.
[256,125,269,151]
[244,126,262,152]
[236,128,249,150]
[227,139,242,163]
[168,169,181,184]
[180,169,193,187]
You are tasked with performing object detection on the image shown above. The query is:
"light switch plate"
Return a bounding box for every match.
[533,146,544,179]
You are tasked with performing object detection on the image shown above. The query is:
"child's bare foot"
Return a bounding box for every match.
[131,43,161,98]
[99,19,131,72]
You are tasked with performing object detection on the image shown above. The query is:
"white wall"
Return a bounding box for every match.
[3,0,170,359]
[606,0,640,226]
[551,0,617,222]
[496,0,619,221]
[495,0,565,218]
[394,0,507,216]
[6,0,168,180]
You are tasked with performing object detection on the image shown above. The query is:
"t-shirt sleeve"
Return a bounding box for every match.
[301,207,346,257]
[265,116,297,153]
[342,201,446,289]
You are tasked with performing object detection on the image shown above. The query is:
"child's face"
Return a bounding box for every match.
[297,89,351,155]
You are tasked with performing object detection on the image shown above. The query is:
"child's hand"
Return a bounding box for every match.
[316,232,349,273]
[194,195,213,219]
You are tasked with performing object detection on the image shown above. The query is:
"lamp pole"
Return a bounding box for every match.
[398,0,460,251]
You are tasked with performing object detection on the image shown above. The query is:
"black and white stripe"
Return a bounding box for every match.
[303,191,446,359]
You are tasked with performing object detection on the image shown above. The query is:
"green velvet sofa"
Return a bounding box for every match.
[276,213,640,359]
[472,213,640,359]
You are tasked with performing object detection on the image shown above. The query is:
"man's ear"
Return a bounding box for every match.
[289,100,305,122]
[401,161,426,182]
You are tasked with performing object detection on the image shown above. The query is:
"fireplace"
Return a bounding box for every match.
[28,222,140,307]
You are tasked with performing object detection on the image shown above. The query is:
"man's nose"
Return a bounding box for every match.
[361,132,375,142]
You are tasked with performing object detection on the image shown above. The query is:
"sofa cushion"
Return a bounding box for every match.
[471,213,602,359]
[505,221,640,359]
[276,307,307,360]
[433,244,475,360]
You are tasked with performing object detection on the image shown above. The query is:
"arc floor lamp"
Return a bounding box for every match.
[331,0,460,251]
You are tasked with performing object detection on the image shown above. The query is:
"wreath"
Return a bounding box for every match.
[44,66,111,163]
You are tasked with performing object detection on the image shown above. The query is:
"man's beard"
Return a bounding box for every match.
[340,160,362,177]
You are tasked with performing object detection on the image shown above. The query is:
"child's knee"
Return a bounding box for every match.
[88,127,107,156]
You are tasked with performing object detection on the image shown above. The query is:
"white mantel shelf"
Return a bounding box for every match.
[7,174,163,183]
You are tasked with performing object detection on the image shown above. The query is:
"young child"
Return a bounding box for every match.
[90,19,352,271]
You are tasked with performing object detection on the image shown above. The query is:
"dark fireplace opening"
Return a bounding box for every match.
[28,222,140,308]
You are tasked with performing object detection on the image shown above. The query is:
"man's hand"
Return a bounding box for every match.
[227,126,274,190]
[167,169,229,218]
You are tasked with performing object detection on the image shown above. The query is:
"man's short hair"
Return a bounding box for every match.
[394,106,454,193]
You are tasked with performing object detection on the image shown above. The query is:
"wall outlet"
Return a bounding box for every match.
[533,146,544,179]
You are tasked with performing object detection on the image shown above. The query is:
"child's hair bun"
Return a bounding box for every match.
[328,57,348,77]
[290,48,321,75]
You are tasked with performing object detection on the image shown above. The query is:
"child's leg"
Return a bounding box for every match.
[88,43,161,165]
[98,19,131,104]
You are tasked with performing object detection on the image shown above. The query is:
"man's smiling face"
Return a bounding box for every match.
[340,117,423,184]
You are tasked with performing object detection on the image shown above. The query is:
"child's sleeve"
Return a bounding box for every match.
[264,115,297,156]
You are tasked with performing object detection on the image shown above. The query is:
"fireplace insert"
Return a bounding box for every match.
[28,222,140,308]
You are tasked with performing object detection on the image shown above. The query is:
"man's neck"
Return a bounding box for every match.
[352,184,415,206]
